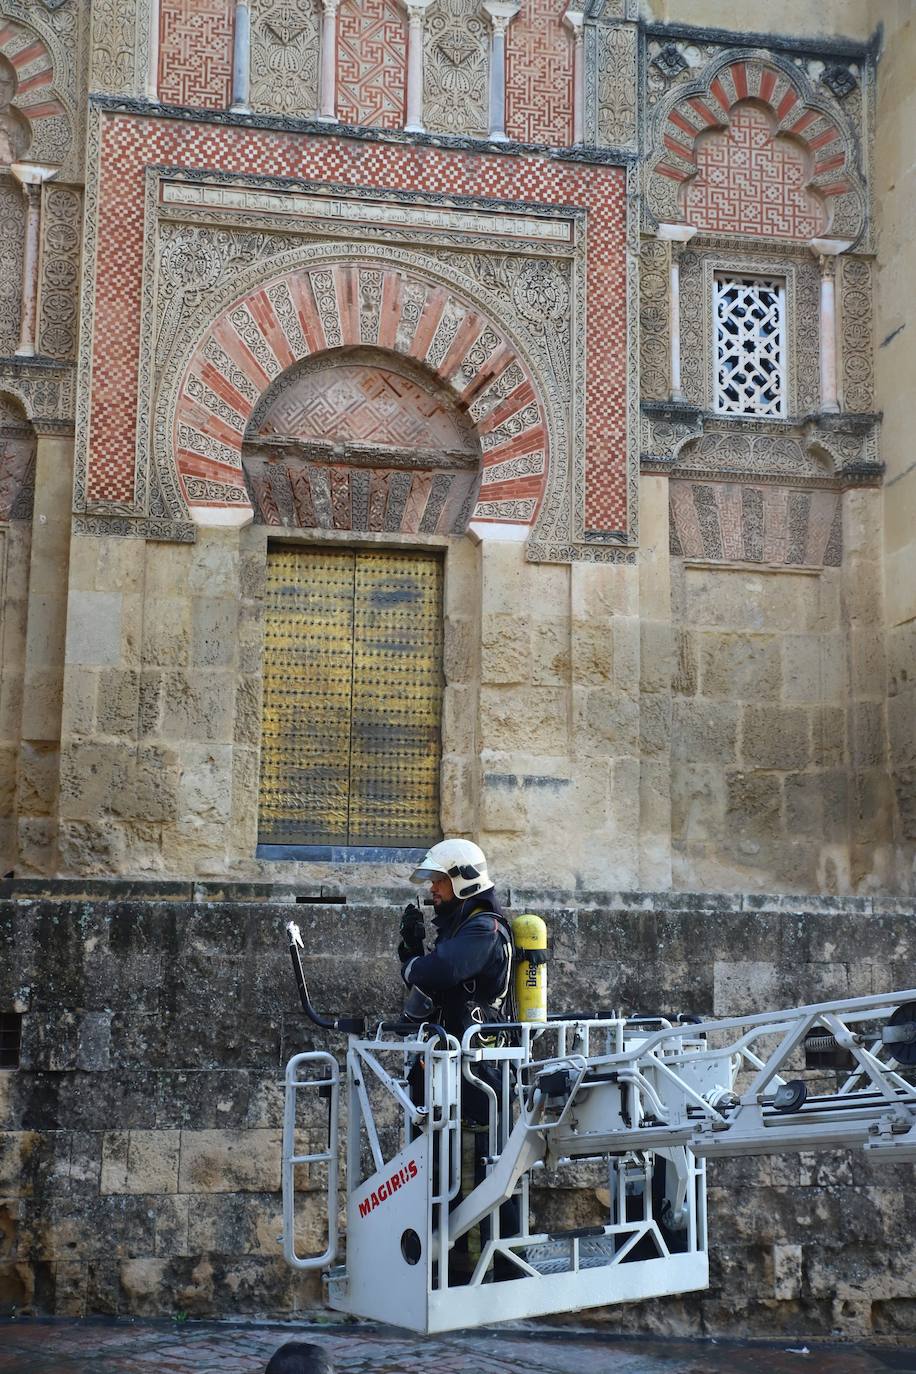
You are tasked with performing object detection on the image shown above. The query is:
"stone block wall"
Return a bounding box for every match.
[2,893,916,1339]
[872,0,916,893]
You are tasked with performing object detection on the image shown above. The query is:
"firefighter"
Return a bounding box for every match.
[398,839,513,1037]
[398,838,519,1281]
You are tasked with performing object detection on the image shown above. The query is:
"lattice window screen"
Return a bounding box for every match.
[713,275,787,417]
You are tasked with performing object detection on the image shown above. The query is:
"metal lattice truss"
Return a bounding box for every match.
[714,274,787,417]
[281,989,916,1334]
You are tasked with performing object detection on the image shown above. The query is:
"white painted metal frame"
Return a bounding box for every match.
[281,989,916,1333]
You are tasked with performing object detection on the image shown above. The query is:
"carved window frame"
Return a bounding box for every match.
[676,241,820,419]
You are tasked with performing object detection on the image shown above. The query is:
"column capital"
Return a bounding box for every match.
[562,5,584,38]
[809,236,853,275]
[399,0,435,19]
[655,221,697,244]
[9,161,59,189]
[321,0,339,14]
[480,0,520,35]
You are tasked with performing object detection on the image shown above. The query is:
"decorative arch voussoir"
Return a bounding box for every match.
[174,262,549,531]
[0,17,67,146]
[651,52,864,241]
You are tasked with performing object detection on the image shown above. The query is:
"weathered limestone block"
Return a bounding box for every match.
[570,560,638,620]
[142,599,191,668]
[16,743,56,817]
[773,1243,803,1301]
[443,616,475,684]
[671,765,727,840]
[741,706,811,770]
[0,1134,40,1197]
[725,771,782,841]
[783,634,846,705]
[639,619,673,696]
[188,534,240,598]
[101,1130,180,1195]
[530,618,570,685]
[178,1130,281,1194]
[672,701,739,764]
[191,597,239,669]
[480,612,531,684]
[573,687,640,754]
[570,621,613,686]
[64,592,122,668]
[640,693,671,757]
[848,701,888,769]
[479,686,568,754]
[159,671,236,743]
[785,771,848,840]
[95,670,140,738]
[699,633,782,701]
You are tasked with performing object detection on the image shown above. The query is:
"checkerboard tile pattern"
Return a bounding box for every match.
[86,114,630,534]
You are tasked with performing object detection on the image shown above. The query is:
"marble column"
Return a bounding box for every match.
[656,222,697,404]
[563,6,584,145]
[230,0,252,112]
[810,237,853,415]
[403,0,434,132]
[146,0,161,100]
[481,2,519,141]
[319,0,340,121]
[10,162,58,360]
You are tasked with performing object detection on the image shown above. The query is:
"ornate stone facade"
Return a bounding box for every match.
[1,0,915,1337]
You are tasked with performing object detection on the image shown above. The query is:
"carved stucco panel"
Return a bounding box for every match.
[595,21,637,149]
[838,255,875,413]
[423,0,488,138]
[250,0,320,117]
[146,233,577,550]
[639,236,669,402]
[37,181,81,360]
[0,171,24,355]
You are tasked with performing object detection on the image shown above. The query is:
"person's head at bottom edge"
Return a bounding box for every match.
[265,1341,334,1374]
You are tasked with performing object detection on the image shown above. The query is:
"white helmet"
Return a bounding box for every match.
[409,839,491,899]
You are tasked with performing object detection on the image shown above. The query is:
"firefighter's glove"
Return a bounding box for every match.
[398,902,426,963]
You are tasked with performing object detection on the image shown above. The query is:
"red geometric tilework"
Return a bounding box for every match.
[505,0,573,147]
[656,62,851,214]
[337,0,406,130]
[158,0,233,111]
[86,113,629,536]
[684,104,826,240]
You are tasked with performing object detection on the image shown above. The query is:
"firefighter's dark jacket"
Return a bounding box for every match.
[401,889,511,1033]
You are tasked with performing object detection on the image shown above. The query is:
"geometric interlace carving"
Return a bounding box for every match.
[255,363,474,453]
[714,275,786,418]
[685,104,825,242]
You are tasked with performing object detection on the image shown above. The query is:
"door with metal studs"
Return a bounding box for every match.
[258,545,444,850]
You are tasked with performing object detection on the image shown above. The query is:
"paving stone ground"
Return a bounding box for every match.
[1,1322,915,1374]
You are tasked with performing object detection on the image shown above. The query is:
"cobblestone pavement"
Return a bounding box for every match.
[1,1322,915,1374]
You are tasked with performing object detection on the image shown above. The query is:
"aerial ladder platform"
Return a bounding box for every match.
[279,920,916,1335]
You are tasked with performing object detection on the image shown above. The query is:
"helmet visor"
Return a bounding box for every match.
[409,863,447,885]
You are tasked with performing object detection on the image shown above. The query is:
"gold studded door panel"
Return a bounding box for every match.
[349,551,443,847]
[259,548,355,846]
[258,546,443,848]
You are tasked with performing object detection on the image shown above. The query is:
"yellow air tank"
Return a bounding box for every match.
[512,913,548,1023]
